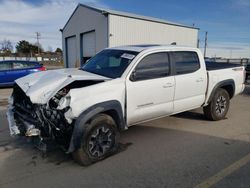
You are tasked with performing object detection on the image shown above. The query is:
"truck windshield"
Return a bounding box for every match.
[81,49,139,78]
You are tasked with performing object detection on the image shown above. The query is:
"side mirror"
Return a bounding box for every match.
[130,70,137,81]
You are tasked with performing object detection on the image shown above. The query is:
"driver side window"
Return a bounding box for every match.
[131,52,170,81]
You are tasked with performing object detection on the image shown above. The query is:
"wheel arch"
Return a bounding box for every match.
[208,79,235,103]
[67,100,125,153]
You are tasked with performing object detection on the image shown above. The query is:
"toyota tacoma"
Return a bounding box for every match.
[7,45,245,165]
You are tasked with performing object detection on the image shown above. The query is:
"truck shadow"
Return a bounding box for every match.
[0,86,13,89]
[173,111,207,121]
[242,84,250,96]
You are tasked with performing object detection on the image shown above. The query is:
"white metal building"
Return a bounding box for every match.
[62,4,199,68]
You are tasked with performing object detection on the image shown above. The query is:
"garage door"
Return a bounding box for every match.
[82,31,96,59]
[66,36,77,68]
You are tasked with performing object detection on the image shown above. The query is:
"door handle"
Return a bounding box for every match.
[163,83,174,88]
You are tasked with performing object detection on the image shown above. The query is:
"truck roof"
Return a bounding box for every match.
[109,44,198,52]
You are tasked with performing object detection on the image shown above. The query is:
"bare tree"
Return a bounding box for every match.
[0,39,13,54]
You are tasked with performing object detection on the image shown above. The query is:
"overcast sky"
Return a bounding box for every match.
[0,0,249,58]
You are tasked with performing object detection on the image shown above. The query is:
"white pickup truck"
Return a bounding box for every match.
[7,45,245,165]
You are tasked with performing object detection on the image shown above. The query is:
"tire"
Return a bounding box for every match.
[203,88,230,121]
[72,114,119,166]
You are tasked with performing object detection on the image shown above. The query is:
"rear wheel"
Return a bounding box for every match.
[203,88,230,121]
[72,114,119,166]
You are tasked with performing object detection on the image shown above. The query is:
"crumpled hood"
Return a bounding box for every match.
[15,68,109,104]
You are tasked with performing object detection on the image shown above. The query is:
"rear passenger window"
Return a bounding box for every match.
[172,51,200,75]
[133,52,170,81]
[13,62,36,69]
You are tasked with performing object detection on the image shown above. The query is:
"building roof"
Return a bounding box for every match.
[62,3,199,31]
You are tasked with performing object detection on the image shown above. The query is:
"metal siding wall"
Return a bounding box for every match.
[109,15,198,48]
[62,6,108,67]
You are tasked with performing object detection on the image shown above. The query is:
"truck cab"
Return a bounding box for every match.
[124,46,207,124]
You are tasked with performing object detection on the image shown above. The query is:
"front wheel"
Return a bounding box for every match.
[203,88,230,121]
[72,114,119,166]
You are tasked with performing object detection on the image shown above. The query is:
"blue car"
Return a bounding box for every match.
[0,60,46,87]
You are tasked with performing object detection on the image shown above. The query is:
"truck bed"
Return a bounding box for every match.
[205,62,245,105]
[205,61,242,71]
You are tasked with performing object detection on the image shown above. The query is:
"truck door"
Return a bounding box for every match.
[170,51,207,113]
[126,52,175,125]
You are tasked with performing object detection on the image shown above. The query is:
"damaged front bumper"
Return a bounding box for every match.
[7,95,41,137]
[7,85,73,150]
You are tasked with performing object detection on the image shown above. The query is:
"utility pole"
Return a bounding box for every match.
[204,31,208,58]
[35,32,41,54]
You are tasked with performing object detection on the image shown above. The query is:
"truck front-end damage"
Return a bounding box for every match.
[8,84,73,149]
[7,77,106,152]
[6,67,111,152]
